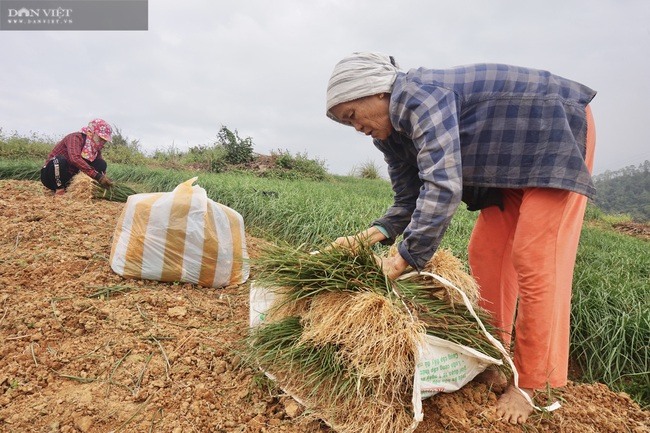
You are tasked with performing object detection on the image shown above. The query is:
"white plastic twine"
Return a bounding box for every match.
[398,271,561,413]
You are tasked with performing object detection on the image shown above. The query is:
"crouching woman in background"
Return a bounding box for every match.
[41,118,114,195]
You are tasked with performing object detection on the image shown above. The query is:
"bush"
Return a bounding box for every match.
[104,145,148,165]
[267,149,329,181]
[210,157,228,173]
[182,144,228,173]
[93,126,147,165]
[0,128,57,160]
[583,201,603,222]
[151,144,182,165]
[217,126,254,165]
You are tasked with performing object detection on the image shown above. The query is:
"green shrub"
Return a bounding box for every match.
[269,149,329,181]
[151,145,182,164]
[181,144,228,173]
[584,201,603,222]
[103,126,147,165]
[0,128,57,160]
[217,126,254,165]
[210,157,228,173]
[104,145,147,165]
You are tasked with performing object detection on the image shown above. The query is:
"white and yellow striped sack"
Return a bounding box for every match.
[109,177,249,288]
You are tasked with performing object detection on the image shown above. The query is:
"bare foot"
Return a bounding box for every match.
[496,385,535,424]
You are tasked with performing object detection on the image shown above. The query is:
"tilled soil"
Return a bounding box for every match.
[0,179,648,433]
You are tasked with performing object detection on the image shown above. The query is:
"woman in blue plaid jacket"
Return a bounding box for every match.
[326,52,596,424]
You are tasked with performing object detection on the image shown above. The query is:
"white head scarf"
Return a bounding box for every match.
[326,51,400,122]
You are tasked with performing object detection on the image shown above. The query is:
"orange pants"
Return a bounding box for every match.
[468,106,595,389]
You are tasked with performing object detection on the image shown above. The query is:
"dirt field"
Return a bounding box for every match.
[1,179,648,433]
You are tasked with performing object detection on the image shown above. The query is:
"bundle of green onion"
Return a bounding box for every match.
[91,181,138,202]
[243,242,508,433]
[65,173,138,203]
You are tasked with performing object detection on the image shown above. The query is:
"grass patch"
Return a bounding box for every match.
[572,226,649,407]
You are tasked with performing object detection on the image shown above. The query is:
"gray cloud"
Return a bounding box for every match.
[1,0,649,175]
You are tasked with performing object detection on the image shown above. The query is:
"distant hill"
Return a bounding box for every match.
[592,161,650,222]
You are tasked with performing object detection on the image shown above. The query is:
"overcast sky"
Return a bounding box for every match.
[1,0,649,176]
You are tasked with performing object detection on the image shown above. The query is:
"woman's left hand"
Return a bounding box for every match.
[377,254,410,280]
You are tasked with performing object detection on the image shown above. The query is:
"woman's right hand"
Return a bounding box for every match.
[329,227,388,253]
[99,175,114,188]
[331,235,363,252]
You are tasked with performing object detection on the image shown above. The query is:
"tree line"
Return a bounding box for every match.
[592,160,650,222]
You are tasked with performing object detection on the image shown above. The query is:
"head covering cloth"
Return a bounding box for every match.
[326,51,400,123]
[80,118,112,161]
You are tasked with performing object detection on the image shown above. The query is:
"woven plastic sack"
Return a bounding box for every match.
[110,177,249,288]
[408,272,559,421]
[411,334,501,424]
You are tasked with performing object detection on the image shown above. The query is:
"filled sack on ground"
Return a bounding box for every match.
[110,177,249,288]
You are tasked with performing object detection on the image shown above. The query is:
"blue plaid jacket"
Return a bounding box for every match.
[371,64,596,271]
